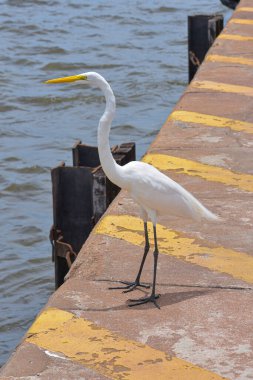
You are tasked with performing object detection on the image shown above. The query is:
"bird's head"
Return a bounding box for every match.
[44,71,106,88]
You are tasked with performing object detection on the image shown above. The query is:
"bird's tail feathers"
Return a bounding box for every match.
[190,196,221,222]
[201,207,222,222]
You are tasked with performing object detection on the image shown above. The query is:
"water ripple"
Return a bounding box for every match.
[9,165,48,174]
[3,182,42,194]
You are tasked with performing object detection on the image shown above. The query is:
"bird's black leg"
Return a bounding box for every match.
[128,224,160,308]
[109,222,150,292]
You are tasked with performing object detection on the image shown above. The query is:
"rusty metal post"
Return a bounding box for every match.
[72,140,101,168]
[51,142,135,288]
[188,14,223,82]
[72,141,135,223]
[50,163,94,288]
[220,0,239,9]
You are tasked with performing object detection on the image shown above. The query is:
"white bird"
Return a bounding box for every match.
[45,72,219,308]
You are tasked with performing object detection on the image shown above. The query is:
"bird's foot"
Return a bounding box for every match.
[128,294,161,309]
[109,280,150,293]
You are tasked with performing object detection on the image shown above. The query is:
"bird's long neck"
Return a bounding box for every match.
[97,79,125,188]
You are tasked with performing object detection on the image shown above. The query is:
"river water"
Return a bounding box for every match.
[0,0,231,366]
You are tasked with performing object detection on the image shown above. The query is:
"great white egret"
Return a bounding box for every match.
[45,72,219,308]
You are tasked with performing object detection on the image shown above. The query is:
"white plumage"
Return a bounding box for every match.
[46,71,219,308]
[121,160,218,223]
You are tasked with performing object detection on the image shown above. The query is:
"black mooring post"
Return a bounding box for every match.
[51,141,135,289]
[72,141,136,223]
[220,0,239,10]
[72,140,101,167]
[50,163,94,289]
[188,14,223,83]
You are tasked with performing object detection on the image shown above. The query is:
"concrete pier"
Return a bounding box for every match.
[1,1,253,379]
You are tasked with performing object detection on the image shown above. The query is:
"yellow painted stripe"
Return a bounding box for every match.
[230,18,253,25]
[236,7,253,12]
[26,307,227,380]
[219,34,253,41]
[192,80,253,97]
[206,54,253,66]
[95,215,253,284]
[169,110,253,134]
[142,153,253,193]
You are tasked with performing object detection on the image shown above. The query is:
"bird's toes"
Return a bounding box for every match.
[128,294,161,308]
[123,284,138,293]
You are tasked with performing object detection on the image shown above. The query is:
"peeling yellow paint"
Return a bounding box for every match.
[236,7,253,12]
[142,153,253,193]
[219,34,253,41]
[206,54,253,67]
[230,18,253,25]
[191,80,253,97]
[169,110,253,134]
[26,308,227,380]
[95,215,253,284]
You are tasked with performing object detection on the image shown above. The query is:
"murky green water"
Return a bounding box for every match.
[0,0,231,366]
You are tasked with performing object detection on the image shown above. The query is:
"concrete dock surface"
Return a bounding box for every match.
[1,1,253,379]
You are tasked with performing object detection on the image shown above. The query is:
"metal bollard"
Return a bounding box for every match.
[50,142,135,289]
[220,0,239,10]
[188,14,224,82]
[72,141,135,223]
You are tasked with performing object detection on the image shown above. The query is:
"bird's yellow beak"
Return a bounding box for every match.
[44,74,87,84]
